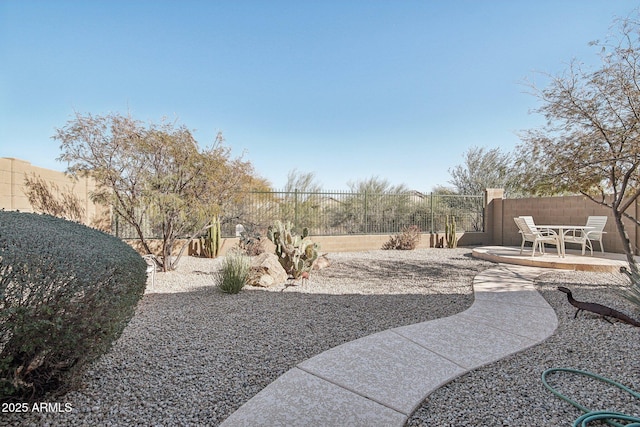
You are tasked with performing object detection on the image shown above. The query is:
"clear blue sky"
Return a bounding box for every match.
[1,1,638,191]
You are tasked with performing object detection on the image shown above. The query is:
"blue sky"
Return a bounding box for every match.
[1,1,638,191]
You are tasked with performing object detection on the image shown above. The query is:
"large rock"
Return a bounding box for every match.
[248,253,288,287]
[312,253,331,270]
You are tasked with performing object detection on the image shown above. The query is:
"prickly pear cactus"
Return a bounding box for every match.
[267,220,319,278]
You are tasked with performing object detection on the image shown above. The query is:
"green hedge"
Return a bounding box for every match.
[0,212,147,402]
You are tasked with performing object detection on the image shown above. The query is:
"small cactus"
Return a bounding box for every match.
[445,215,457,249]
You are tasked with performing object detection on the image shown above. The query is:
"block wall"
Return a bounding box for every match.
[0,157,107,228]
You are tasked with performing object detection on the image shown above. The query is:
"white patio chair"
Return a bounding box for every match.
[142,254,158,288]
[520,216,540,232]
[519,215,558,238]
[563,216,607,255]
[514,217,561,257]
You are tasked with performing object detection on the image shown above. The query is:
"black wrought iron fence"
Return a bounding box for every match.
[112,190,484,238]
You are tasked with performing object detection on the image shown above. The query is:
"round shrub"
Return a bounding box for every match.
[0,211,147,402]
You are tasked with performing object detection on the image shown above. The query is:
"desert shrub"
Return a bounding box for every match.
[382,225,422,250]
[216,250,250,294]
[0,212,147,402]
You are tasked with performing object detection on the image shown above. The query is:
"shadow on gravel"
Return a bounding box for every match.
[311,257,487,288]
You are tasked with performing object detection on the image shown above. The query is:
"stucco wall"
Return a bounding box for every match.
[0,157,107,228]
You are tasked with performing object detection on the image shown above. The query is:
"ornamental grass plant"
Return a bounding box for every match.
[618,266,640,314]
[216,250,250,294]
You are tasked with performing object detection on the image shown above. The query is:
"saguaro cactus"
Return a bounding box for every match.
[445,215,457,249]
[201,215,222,258]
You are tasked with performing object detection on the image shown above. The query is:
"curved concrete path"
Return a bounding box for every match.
[221,264,557,426]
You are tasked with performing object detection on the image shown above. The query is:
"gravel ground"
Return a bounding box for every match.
[2,248,639,426]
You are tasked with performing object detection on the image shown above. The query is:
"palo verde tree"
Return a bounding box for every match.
[279,169,324,232]
[517,14,640,274]
[55,112,261,271]
[448,146,523,196]
[331,177,412,234]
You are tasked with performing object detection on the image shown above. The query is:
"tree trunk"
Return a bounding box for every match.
[612,208,639,276]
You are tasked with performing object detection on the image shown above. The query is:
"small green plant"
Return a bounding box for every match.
[266,220,319,279]
[200,216,221,258]
[445,216,457,249]
[382,225,421,250]
[216,250,250,294]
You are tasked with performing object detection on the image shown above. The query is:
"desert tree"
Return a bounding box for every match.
[448,146,519,196]
[277,169,324,232]
[347,176,410,195]
[329,177,412,233]
[517,14,640,274]
[55,112,261,271]
[443,146,519,231]
[283,169,323,193]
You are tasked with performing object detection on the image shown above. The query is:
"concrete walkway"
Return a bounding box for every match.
[220,264,558,426]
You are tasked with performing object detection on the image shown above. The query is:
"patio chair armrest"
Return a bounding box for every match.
[539,228,558,237]
[584,230,606,238]
[142,254,158,270]
[562,234,584,243]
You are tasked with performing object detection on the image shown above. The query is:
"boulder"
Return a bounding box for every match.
[248,252,288,287]
[312,253,331,270]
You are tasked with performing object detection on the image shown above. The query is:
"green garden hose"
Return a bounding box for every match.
[541,368,640,427]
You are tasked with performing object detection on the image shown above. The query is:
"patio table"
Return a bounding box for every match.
[536,225,595,257]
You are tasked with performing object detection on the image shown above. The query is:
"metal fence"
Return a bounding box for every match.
[113,190,484,239]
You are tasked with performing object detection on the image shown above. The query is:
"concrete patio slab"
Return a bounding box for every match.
[473,246,631,272]
[220,263,560,427]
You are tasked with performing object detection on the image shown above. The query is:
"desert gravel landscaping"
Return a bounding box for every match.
[2,248,639,426]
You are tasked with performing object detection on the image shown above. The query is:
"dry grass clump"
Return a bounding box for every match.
[382,225,421,250]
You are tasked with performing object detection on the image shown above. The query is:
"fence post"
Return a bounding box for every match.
[430,192,434,233]
[484,188,504,246]
[364,191,368,233]
[294,188,299,230]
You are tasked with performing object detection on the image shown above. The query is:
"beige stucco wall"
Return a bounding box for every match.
[0,157,107,228]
